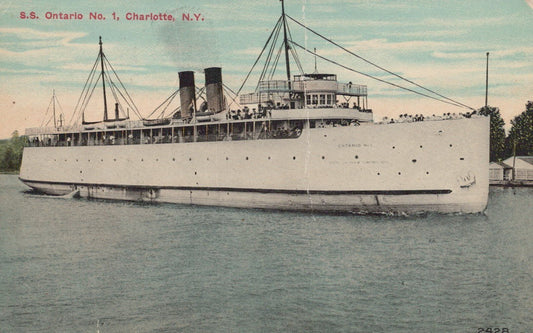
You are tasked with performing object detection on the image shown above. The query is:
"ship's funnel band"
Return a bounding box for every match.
[179,71,196,119]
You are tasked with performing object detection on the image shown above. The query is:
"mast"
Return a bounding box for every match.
[281,0,292,89]
[52,89,57,128]
[99,36,109,121]
[485,52,489,108]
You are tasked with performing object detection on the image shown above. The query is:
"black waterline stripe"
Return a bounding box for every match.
[19,177,452,195]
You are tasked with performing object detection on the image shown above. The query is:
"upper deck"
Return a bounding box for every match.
[240,73,367,105]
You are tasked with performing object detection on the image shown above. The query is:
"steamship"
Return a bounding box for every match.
[19,2,489,214]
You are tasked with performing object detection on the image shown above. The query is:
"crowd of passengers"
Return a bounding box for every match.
[227,102,370,120]
[380,110,480,124]
[28,125,304,147]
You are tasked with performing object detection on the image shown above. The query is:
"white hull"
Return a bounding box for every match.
[20,117,489,214]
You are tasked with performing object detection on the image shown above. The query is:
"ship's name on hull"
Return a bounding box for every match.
[337,143,373,148]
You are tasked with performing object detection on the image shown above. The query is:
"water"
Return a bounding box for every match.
[1,174,531,332]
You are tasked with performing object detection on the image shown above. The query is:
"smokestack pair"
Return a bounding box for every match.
[179,67,224,118]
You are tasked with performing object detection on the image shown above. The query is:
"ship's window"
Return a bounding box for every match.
[194,171,197,175]
[114,159,116,162]
[326,94,333,105]
[319,94,326,105]
[306,94,311,105]
[312,95,318,105]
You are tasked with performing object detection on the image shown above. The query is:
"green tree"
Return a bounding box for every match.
[478,105,506,161]
[506,101,533,157]
[0,130,27,172]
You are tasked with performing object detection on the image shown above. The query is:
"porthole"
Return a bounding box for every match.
[189,157,192,161]
[245,157,249,160]
[100,159,103,162]
[322,156,325,160]
[426,171,430,175]
[398,172,402,175]
[392,146,396,149]
[354,155,359,159]
[226,157,229,160]
[412,159,417,163]
[460,157,464,160]
[419,145,423,148]
[141,158,143,162]
[113,159,116,162]
[194,171,197,175]
[207,157,209,161]
[377,172,381,176]
[293,156,296,160]
[172,158,175,161]
[268,156,271,160]
[449,144,453,147]
[156,158,159,162]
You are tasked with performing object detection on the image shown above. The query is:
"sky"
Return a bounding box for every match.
[0,0,532,138]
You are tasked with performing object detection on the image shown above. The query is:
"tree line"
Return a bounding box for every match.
[480,100,533,162]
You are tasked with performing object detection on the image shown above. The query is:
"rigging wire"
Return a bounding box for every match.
[286,21,304,74]
[286,14,475,110]
[236,16,283,97]
[103,56,143,119]
[69,55,100,125]
[146,88,180,119]
[257,20,283,89]
[290,40,469,109]
[40,95,54,127]
[267,44,284,81]
[223,83,242,109]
